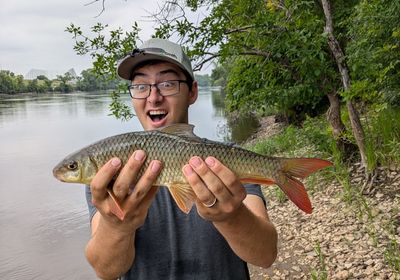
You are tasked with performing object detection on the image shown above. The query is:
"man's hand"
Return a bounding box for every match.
[182,156,247,222]
[90,150,162,234]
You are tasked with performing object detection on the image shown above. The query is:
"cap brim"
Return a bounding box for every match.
[117,52,189,81]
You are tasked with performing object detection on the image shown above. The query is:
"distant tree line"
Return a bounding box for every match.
[0,68,213,95]
[0,68,119,94]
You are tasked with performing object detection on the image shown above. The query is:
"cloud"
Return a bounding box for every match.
[0,0,158,76]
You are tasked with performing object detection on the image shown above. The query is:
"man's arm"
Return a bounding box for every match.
[213,195,278,268]
[85,151,162,279]
[183,156,278,268]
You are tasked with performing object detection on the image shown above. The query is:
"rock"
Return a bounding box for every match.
[333,270,350,279]
[365,259,374,266]
[376,192,384,199]
[344,262,353,269]
[365,265,375,275]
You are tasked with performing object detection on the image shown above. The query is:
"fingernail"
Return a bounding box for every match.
[111,158,121,167]
[151,161,161,173]
[134,150,145,161]
[205,157,215,167]
[190,157,202,168]
[183,165,193,176]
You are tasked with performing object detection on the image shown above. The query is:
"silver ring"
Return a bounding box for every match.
[202,197,217,208]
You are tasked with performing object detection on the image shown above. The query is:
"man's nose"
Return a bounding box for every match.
[147,85,163,103]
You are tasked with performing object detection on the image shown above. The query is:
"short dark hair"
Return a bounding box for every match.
[130,59,194,90]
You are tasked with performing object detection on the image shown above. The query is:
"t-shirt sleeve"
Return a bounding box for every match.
[85,185,97,223]
[244,183,267,207]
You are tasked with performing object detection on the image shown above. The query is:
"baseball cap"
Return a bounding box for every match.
[117,38,194,81]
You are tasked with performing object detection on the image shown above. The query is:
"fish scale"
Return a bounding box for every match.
[53,123,332,220]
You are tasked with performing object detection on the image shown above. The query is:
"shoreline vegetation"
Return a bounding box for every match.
[0,69,212,96]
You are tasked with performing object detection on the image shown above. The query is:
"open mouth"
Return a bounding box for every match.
[148,110,168,123]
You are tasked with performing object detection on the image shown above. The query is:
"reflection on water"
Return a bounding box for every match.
[228,113,260,143]
[0,89,258,279]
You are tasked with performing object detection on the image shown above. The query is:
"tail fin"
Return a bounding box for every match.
[241,158,332,214]
[276,158,332,214]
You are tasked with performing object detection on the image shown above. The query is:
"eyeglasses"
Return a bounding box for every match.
[128,80,188,99]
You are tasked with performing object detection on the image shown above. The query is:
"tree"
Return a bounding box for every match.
[346,0,400,107]
[321,0,367,171]
[66,22,140,120]
[195,74,211,87]
[54,73,74,93]
[0,70,15,93]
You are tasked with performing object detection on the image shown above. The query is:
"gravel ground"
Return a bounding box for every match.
[248,165,400,280]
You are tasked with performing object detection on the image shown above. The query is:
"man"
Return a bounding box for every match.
[85,38,278,279]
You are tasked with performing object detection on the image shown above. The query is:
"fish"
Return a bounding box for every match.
[53,123,332,220]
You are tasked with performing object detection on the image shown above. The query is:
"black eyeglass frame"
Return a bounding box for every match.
[127,80,188,99]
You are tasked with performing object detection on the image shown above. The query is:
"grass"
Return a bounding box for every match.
[310,241,328,280]
[363,107,400,169]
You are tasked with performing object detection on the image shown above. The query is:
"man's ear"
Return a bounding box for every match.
[188,81,198,105]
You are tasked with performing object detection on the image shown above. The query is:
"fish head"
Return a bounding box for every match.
[53,152,96,185]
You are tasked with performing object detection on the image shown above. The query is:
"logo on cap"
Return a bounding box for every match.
[130,48,177,59]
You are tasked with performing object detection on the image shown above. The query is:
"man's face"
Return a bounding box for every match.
[131,62,198,131]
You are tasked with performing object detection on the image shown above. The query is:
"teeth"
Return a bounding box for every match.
[149,110,167,115]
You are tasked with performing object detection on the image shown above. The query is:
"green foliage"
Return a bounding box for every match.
[310,241,328,280]
[65,22,140,120]
[248,116,333,159]
[0,70,26,94]
[194,74,211,87]
[210,62,229,87]
[76,68,118,92]
[155,0,338,119]
[346,0,400,105]
[365,107,400,167]
[54,73,74,93]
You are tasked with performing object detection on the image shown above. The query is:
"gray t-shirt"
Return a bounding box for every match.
[85,184,265,280]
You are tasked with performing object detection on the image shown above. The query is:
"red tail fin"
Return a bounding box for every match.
[276,158,332,214]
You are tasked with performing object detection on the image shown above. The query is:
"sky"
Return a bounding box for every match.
[0,0,165,77]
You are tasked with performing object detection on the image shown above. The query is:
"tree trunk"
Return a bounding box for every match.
[326,91,359,160]
[326,91,345,138]
[321,0,368,169]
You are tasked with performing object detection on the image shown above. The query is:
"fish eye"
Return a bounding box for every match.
[67,161,78,170]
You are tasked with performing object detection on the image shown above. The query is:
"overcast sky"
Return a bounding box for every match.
[0,0,161,76]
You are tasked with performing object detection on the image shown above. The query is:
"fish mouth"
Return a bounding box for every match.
[148,110,168,124]
[52,167,66,182]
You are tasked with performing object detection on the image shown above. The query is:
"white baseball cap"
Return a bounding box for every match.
[117,38,194,81]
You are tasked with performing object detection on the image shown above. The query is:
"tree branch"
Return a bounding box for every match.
[84,0,106,18]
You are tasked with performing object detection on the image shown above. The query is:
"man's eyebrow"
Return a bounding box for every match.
[131,72,146,80]
[158,69,180,76]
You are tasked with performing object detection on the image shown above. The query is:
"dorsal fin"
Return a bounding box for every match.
[158,123,198,138]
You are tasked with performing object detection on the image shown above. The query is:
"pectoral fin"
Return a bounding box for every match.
[107,189,125,221]
[167,183,196,214]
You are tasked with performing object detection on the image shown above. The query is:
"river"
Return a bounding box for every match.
[0,89,258,279]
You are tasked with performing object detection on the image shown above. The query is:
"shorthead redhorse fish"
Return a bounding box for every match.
[53,124,332,220]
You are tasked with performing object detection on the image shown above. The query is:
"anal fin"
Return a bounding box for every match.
[167,182,196,214]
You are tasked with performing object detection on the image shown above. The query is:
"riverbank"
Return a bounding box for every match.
[247,117,400,279]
